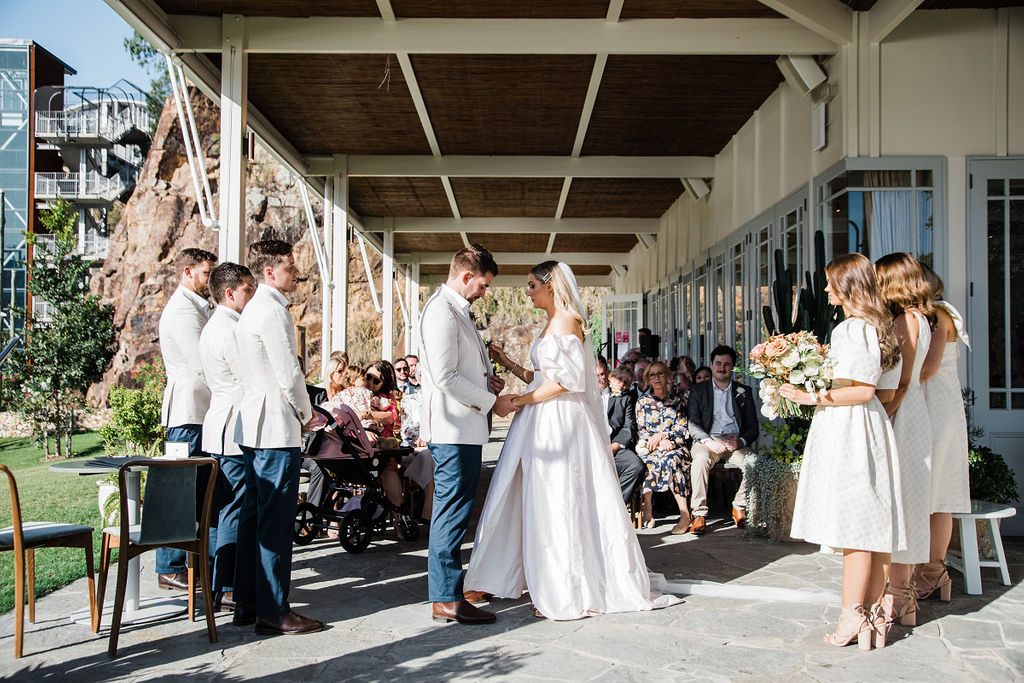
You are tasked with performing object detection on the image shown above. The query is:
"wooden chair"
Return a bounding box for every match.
[628,488,644,529]
[0,464,98,658]
[96,458,219,658]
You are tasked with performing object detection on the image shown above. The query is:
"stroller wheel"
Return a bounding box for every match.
[395,514,420,542]
[339,509,373,553]
[294,503,323,545]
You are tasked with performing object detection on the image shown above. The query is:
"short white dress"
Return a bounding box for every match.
[923,301,971,514]
[890,311,933,564]
[790,319,906,553]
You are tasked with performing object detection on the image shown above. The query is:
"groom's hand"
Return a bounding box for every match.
[493,393,520,417]
[488,374,505,394]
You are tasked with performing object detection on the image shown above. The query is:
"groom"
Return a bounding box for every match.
[419,244,519,625]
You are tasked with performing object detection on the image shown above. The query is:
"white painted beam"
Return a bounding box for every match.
[218,13,247,263]
[554,178,572,219]
[321,175,333,377]
[395,52,441,156]
[867,0,925,44]
[168,16,839,55]
[421,274,611,288]
[363,216,658,234]
[606,0,625,23]
[382,229,395,359]
[440,176,461,218]
[401,252,628,266]
[306,155,715,178]
[330,157,349,354]
[374,0,395,23]
[756,0,853,45]
[573,54,608,157]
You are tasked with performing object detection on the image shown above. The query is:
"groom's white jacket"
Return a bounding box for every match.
[418,284,496,446]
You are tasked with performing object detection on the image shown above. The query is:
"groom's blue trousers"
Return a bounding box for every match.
[427,442,482,603]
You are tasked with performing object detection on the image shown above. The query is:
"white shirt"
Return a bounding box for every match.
[601,387,612,435]
[711,380,739,437]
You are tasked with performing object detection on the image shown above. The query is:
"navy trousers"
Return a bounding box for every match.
[156,424,217,574]
[212,454,246,593]
[235,446,301,618]
[426,442,482,603]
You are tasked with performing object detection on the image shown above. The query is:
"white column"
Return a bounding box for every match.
[403,265,413,355]
[382,228,395,360]
[320,175,333,379]
[410,259,421,355]
[218,13,247,263]
[330,155,349,353]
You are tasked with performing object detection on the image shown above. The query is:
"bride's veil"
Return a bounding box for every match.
[556,262,613,441]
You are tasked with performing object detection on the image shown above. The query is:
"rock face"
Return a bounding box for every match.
[88,90,405,406]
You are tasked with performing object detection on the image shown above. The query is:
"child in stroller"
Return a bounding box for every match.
[295,404,419,553]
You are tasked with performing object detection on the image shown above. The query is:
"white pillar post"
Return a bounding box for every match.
[403,265,413,355]
[382,228,395,360]
[320,175,333,379]
[330,155,349,353]
[218,13,247,263]
[410,259,421,355]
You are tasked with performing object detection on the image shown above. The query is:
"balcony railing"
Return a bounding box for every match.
[35,108,150,144]
[32,298,55,323]
[34,172,127,203]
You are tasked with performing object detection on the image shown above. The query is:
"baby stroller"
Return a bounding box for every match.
[294,405,420,553]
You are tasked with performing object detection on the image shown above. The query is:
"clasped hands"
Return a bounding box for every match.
[646,432,676,452]
[777,383,816,406]
[486,341,521,418]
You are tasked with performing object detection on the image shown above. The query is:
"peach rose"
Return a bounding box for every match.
[751,342,767,358]
[765,338,790,358]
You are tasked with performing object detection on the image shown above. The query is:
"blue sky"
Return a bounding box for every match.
[0,0,151,91]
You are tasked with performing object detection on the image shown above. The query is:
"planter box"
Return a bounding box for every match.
[744,453,801,542]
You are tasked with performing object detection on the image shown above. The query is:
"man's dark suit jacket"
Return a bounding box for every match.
[607,392,638,451]
[686,379,759,448]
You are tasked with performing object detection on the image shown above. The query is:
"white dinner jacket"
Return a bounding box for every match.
[233,284,312,450]
[159,285,213,427]
[418,284,496,446]
[199,306,244,456]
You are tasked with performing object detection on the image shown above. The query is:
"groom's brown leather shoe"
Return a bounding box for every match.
[731,507,747,529]
[689,516,707,535]
[432,600,496,624]
[463,590,493,604]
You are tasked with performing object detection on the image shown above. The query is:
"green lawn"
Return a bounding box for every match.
[0,433,107,614]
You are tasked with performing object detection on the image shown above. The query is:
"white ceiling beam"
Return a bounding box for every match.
[421,274,611,288]
[546,233,557,254]
[168,16,840,55]
[573,54,608,157]
[606,0,625,23]
[756,0,853,45]
[554,178,573,219]
[440,176,461,219]
[395,52,441,156]
[374,0,395,23]
[400,252,628,266]
[306,155,714,178]
[867,0,925,43]
[363,217,658,234]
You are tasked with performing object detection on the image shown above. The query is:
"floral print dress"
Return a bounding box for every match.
[635,391,691,496]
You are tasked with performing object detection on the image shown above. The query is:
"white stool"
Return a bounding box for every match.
[946,500,1016,595]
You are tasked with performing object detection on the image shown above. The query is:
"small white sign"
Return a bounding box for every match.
[163,441,190,459]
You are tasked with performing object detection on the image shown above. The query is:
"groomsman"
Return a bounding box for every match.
[686,345,759,535]
[157,247,216,590]
[199,263,255,613]
[233,240,322,635]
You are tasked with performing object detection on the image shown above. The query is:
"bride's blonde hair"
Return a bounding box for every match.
[529,260,587,332]
[826,253,901,370]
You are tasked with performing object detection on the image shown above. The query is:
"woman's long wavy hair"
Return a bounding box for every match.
[826,253,901,370]
[529,260,587,333]
[875,252,937,327]
[367,360,397,396]
[918,260,944,301]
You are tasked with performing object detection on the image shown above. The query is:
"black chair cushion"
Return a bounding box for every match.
[0,521,94,550]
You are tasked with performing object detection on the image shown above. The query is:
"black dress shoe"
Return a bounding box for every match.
[158,572,200,592]
[214,591,236,613]
[255,611,324,635]
[232,604,257,626]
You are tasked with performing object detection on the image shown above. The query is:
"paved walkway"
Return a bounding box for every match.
[2,429,1022,681]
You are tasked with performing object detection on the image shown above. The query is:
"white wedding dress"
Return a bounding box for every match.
[464,333,678,620]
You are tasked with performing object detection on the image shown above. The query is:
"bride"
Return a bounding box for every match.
[464,261,677,620]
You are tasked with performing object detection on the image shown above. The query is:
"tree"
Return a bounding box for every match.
[19,199,116,457]
[124,31,171,135]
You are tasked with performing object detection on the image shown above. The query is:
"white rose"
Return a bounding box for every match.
[789,369,806,384]
[803,362,820,377]
[761,402,777,420]
[780,348,801,368]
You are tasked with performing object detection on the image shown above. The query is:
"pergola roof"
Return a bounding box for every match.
[111,0,1020,285]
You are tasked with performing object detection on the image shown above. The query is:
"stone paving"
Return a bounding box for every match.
[2,428,1022,681]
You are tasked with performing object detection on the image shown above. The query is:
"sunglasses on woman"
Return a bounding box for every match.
[366,375,382,385]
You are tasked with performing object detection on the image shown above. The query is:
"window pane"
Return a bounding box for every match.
[827,173,848,197]
[916,170,933,187]
[918,190,934,268]
[857,170,912,187]
[714,257,725,344]
[1013,393,1024,410]
[733,247,744,348]
[988,178,1005,196]
[1010,179,1024,196]
[867,190,914,259]
[1010,199,1024,390]
[991,392,1006,409]
[988,199,1006,389]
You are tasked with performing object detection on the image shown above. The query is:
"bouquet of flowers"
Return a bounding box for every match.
[747,331,834,420]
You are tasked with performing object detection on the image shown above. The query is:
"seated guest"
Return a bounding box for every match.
[694,365,712,384]
[678,355,697,380]
[396,356,420,394]
[336,366,374,430]
[671,366,692,401]
[635,357,652,394]
[365,361,401,442]
[404,354,421,393]
[605,365,646,502]
[686,345,759,535]
[398,389,435,522]
[635,362,692,534]
[302,352,348,508]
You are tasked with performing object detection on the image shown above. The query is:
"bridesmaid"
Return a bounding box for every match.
[916,263,971,601]
[780,253,904,651]
[875,253,935,628]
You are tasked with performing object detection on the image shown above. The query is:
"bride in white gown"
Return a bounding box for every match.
[464,261,677,620]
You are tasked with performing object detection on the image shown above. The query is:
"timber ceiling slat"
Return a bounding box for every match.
[155,0,380,16]
[412,55,595,156]
[391,1,609,18]
[395,233,465,252]
[561,178,684,218]
[620,0,783,19]
[837,0,877,8]
[247,55,432,155]
[581,55,783,157]
[451,178,565,217]
[552,234,639,252]
[465,233,551,252]
[349,177,453,217]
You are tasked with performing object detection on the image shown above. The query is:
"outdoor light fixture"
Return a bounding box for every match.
[776,55,827,97]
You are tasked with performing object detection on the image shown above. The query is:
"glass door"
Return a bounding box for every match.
[601,294,643,366]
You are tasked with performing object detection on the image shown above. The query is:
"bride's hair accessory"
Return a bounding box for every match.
[529,260,587,331]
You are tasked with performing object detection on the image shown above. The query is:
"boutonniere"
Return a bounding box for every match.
[611,388,622,397]
[735,387,746,398]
